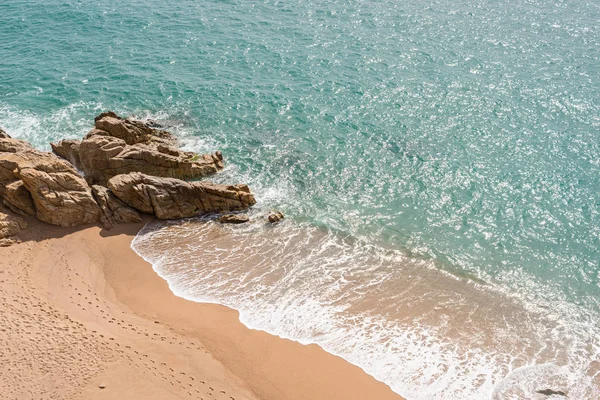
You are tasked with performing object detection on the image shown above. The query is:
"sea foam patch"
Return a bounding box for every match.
[131,217,600,399]
[0,102,105,149]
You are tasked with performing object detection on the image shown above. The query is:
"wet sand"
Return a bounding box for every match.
[0,217,403,400]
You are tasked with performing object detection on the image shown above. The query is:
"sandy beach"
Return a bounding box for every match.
[0,216,403,400]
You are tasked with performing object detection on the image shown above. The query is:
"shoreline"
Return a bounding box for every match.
[0,217,404,400]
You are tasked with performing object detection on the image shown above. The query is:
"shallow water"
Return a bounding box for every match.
[2,0,600,398]
[132,217,600,399]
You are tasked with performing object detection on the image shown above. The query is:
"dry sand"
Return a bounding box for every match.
[0,217,404,400]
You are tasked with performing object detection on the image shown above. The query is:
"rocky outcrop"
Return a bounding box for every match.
[55,135,224,185]
[107,172,256,220]
[91,185,142,230]
[52,112,224,185]
[1,112,256,229]
[0,137,101,226]
[0,210,27,247]
[219,214,250,224]
[267,211,285,223]
[93,111,176,146]
[0,128,10,139]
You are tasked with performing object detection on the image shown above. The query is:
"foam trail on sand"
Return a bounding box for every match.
[132,218,600,399]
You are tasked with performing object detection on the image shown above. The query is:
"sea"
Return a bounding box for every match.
[1,0,599,398]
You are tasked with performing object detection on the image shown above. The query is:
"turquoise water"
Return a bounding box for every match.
[2,0,600,398]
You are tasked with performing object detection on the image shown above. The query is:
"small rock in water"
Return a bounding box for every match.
[267,211,284,224]
[219,214,250,224]
[146,119,186,129]
[536,389,567,397]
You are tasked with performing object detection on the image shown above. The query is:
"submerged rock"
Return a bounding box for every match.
[52,112,224,185]
[267,211,285,223]
[91,185,142,230]
[536,389,567,397]
[145,119,185,130]
[219,214,250,224]
[0,136,101,226]
[0,210,28,247]
[107,172,256,219]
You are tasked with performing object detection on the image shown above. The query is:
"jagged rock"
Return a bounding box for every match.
[219,214,250,224]
[0,137,33,202]
[1,114,256,228]
[94,112,176,146]
[0,137,101,226]
[94,111,120,122]
[0,136,33,155]
[0,139,44,185]
[267,211,285,223]
[3,180,35,216]
[51,139,81,168]
[52,113,224,185]
[107,172,256,219]
[0,128,10,139]
[17,162,101,227]
[0,210,27,247]
[91,185,142,230]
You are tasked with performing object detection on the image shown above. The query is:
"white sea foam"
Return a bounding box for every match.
[0,101,106,149]
[132,217,600,399]
[3,102,597,398]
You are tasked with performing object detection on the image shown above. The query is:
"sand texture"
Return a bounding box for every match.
[0,218,403,400]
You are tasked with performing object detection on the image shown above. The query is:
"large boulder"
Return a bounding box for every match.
[93,112,176,146]
[0,137,101,226]
[107,172,256,219]
[267,211,285,224]
[0,210,28,247]
[91,185,142,230]
[52,113,224,185]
